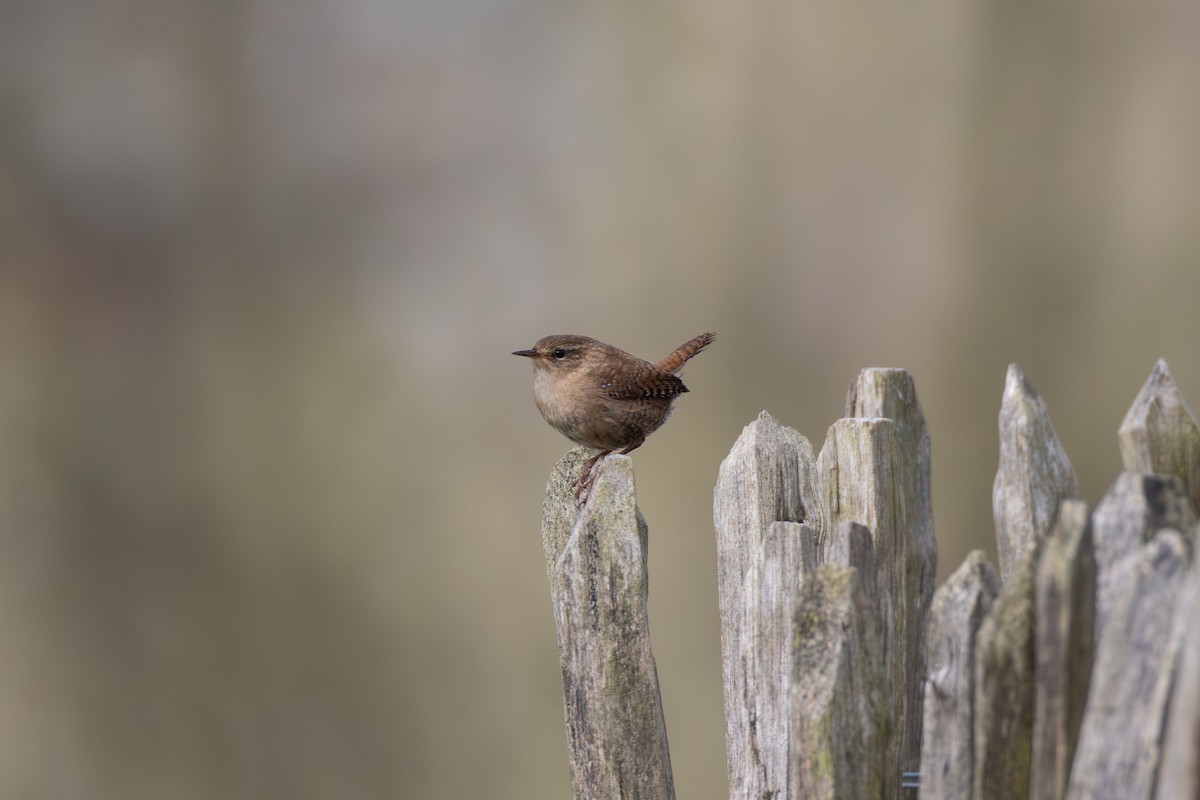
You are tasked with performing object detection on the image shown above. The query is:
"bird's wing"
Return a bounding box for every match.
[597,361,688,399]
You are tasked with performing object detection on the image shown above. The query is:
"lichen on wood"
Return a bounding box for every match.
[790,563,886,800]
[974,542,1039,800]
[1031,500,1095,800]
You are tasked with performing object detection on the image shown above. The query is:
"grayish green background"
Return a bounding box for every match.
[2,1,1198,797]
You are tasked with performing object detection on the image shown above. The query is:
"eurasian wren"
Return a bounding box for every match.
[513,332,716,502]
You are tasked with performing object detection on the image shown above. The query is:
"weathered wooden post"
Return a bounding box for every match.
[713,412,819,800]
[1063,360,1199,800]
[537,356,1199,800]
[1064,529,1191,800]
[1156,564,1200,799]
[919,551,1001,800]
[1030,499,1094,800]
[966,365,1079,800]
[993,364,1077,582]
[921,359,1199,800]
[839,368,937,782]
[791,559,886,798]
[737,519,818,798]
[1090,472,1194,647]
[1118,358,1200,513]
[541,447,674,800]
[973,541,1038,800]
[714,369,935,800]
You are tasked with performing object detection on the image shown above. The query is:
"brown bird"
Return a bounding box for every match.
[513,332,716,502]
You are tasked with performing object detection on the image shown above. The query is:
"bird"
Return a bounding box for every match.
[513,332,716,503]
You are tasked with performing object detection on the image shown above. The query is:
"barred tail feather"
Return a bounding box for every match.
[656,332,716,374]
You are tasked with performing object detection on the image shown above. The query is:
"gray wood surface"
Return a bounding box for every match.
[541,448,674,800]
[993,364,1077,581]
[735,521,818,800]
[816,417,910,799]
[919,550,1001,800]
[791,563,885,799]
[1030,500,1094,800]
[1090,471,1194,649]
[974,544,1038,800]
[846,367,937,777]
[536,360,1200,800]
[827,520,876,605]
[716,392,932,800]
[1156,558,1200,799]
[713,411,818,794]
[1118,358,1200,515]
[1065,530,1192,800]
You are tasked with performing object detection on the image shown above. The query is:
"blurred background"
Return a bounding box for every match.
[2,0,1198,797]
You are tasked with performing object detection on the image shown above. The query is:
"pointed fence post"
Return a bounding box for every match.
[713,412,819,797]
[993,364,1077,581]
[1118,358,1200,514]
[973,543,1039,800]
[919,551,1001,800]
[1065,530,1192,800]
[541,448,674,800]
[846,368,937,777]
[715,369,935,800]
[1030,500,1095,800]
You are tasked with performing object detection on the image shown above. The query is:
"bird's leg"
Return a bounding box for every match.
[574,450,611,505]
[573,440,644,506]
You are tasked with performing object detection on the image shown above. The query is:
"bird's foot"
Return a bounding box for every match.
[572,451,610,507]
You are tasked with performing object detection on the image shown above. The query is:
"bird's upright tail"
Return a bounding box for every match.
[657,332,716,375]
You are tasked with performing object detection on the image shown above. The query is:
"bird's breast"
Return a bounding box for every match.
[531,367,673,450]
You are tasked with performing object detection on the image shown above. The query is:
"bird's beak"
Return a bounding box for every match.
[512,348,539,358]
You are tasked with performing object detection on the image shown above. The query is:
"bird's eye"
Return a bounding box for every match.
[552,348,568,360]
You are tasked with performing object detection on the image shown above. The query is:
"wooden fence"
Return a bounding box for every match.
[538,359,1200,800]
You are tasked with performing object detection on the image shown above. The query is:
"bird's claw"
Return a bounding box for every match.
[572,452,607,507]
